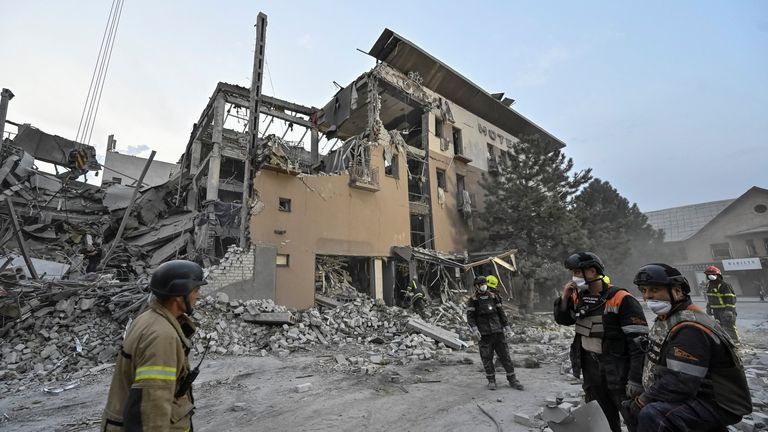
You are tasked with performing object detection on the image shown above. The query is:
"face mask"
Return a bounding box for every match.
[572,277,586,287]
[646,300,672,315]
[707,274,717,281]
[478,284,488,292]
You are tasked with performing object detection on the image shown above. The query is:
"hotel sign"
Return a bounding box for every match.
[722,258,762,271]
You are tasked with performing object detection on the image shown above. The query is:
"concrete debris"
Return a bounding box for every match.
[294,383,313,393]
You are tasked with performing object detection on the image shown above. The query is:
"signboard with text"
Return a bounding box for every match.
[722,258,762,271]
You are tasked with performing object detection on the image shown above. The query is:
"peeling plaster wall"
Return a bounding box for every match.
[250,146,410,309]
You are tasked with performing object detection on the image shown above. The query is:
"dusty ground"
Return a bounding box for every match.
[1,300,766,432]
[0,344,581,432]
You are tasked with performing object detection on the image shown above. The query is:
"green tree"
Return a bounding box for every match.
[571,178,666,289]
[477,135,592,312]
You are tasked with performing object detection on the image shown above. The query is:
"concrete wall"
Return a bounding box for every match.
[250,145,411,309]
[101,150,177,187]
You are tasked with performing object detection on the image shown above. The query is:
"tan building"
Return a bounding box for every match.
[179,29,564,309]
[646,186,768,295]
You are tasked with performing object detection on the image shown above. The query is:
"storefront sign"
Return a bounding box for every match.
[722,258,762,271]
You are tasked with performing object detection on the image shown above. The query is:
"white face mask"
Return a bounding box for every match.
[646,300,672,315]
[572,276,586,287]
[478,284,488,292]
[707,274,717,281]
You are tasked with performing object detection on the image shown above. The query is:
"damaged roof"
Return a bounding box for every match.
[369,29,566,149]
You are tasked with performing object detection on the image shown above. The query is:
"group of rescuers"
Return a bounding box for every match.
[101,254,752,432]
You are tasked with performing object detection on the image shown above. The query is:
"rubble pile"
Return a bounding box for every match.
[0,276,149,392]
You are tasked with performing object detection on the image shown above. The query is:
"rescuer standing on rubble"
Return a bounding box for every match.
[554,252,648,432]
[404,277,427,319]
[626,263,751,431]
[466,275,524,390]
[704,265,740,343]
[102,260,206,431]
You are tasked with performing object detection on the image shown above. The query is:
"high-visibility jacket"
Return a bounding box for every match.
[102,299,196,431]
[641,300,751,424]
[554,282,649,389]
[706,280,737,310]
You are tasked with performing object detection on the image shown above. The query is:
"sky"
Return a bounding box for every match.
[1,0,766,212]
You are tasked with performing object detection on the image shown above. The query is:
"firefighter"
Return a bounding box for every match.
[485,275,500,293]
[555,252,648,432]
[704,266,740,343]
[627,263,751,431]
[102,260,206,431]
[404,278,427,319]
[467,276,524,390]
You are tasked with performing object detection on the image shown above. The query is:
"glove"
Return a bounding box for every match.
[469,327,481,341]
[625,381,643,399]
[503,326,513,339]
[621,396,645,417]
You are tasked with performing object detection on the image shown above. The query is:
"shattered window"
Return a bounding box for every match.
[435,116,444,138]
[384,154,398,178]
[710,242,731,259]
[279,197,291,212]
[436,169,446,189]
[452,127,463,155]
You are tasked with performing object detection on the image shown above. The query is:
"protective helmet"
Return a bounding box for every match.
[485,275,499,289]
[473,276,487,285]
[564,252,605,275]
[150,260,207,297]
[704,265,721,276]
[633,263,690,294]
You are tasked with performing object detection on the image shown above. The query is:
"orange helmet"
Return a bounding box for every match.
[704,265,721,275]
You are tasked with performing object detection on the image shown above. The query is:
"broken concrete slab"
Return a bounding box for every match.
[406,318,466,350]
[547,400,611,432]
[294,383,312,393]
[242,312,296,325]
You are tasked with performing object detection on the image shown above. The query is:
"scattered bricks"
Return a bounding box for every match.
[335,354,348,365]
[216,293,229,304]
[13,344,24,351]
[557,402,575,412]
[541,406,570,423]
[369,355,383,364]
[294,383,313,393]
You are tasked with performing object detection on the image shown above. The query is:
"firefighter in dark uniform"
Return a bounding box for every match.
[554,252,648,432]
[403,278,427,319]
[466,276,524,391]
[627,263,751,432]
[704,265,740,343]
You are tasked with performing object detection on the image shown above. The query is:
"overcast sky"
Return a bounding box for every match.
[1,0,766,211]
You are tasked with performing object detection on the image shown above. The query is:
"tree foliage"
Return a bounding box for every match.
[571,178,666,288]
[478,135,592,286]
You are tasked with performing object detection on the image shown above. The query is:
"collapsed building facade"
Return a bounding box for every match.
[0,28,568,313]
[176,29,566,309]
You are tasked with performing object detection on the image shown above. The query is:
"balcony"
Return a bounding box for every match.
[349,165,379,192]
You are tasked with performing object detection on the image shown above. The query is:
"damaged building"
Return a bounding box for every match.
[0,28,568,312]
[177,29,566,309]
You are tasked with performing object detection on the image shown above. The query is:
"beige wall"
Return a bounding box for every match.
[250,145,410,309]
[678,190,768,266]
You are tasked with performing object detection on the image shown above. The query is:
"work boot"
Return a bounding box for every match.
[507,375,524,390]
[487,379,497,390]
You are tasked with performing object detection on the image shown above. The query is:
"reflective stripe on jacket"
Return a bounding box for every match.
[706,281,736,309]
[102,299,195,432]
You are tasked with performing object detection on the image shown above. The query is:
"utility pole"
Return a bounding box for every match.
[240,12,267,249]
[0,88,15,152]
